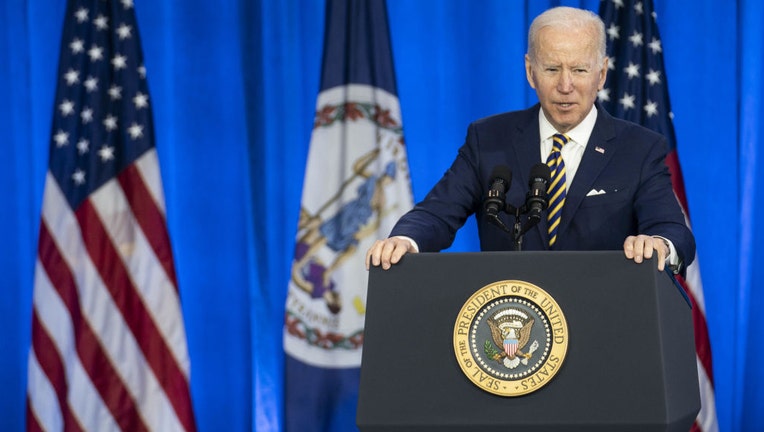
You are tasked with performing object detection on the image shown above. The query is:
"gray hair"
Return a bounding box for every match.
[527,6,606,67]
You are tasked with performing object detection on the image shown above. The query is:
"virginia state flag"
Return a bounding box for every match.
[283,0,413,430]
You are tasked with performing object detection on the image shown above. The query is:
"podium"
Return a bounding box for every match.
[357,251,699,432]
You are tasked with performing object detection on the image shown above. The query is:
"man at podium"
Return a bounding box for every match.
[366,6,694,275]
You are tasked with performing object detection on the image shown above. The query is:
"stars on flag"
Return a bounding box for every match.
[597,88,611,102]
[128,123,144,139]
[72,168,85,185]
[64,69,79,85]
[646,69,661,85]
[84,76,98,92]
[643,100,658,117]
[94,14,109,30]
[628,30,643,47]
[59,99,75,116]
[70,38,84,54]
[108,84,122,100]
[112,54,128,70]
[116,23,132,39]
[624,62,640,78]
[599,0,673,125]
[77,138,89,154]
[87,44,104,61]
[98,144,115,162]
[53,130,69,147]
[49,1,153,198]
[607,24,620,40]
[619,93,636,110]
[104,115,118,131]
[81,107,93,123]
[133,92,149,109]
[648,37,662,54]
[75,7,88,23]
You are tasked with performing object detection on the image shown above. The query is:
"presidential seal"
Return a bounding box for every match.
[453,280,568,396]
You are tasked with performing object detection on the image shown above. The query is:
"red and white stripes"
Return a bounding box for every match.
[28,150,195,432]
[666,151,718,432]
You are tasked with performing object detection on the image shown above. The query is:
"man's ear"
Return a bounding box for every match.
[525,54,537,89]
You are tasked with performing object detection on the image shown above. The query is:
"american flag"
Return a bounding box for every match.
[598,1,718,431]
[26,0,196,431]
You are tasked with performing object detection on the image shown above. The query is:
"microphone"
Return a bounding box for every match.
[484,166,512,233]
[525,163,551,221]
[484,165,512,217]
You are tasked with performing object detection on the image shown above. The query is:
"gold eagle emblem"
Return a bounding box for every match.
[486,309,538,369]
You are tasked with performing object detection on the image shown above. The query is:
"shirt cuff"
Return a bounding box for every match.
[393,235,419,253]
[653,235,681,274]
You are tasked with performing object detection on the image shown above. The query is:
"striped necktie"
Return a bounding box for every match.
[546,133,569,247]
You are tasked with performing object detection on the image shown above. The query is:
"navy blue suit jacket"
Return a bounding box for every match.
[390,104,695,269]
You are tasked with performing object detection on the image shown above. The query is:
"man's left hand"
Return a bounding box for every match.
[623,234,669,271]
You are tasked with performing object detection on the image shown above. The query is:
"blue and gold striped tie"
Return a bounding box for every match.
[546,134,569,247]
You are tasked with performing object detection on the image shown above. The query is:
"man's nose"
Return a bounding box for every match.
[557,70,574,93]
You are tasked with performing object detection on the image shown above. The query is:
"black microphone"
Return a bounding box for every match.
[484,166,512,234]
[525,163,551,222]
[484,165,512,218]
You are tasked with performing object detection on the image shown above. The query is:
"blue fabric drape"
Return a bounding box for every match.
[1,1,761,431]
[737,0,764,429]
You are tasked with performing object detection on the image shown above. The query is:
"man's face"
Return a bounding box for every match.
[525,25,608,133]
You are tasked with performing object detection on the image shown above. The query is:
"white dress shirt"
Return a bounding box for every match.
[538,105,598,188]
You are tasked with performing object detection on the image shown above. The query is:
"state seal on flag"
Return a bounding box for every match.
[453,280,568,397]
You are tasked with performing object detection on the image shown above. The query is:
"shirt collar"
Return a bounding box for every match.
[539,105,598,147]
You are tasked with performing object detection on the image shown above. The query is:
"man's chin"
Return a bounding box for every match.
[550,112,581,132]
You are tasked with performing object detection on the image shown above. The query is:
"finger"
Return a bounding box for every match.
[623,236,636,259]
[365,240,379,270]
[389,239,413,265]
[632,235,647,263]
[655,238,667,272]
[366,239,386,269]
[642,236,655,261]
[379,239,399,270]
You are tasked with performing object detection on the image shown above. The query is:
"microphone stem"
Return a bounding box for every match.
[512,207,523,251]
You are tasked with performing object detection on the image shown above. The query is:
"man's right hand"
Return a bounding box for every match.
[365,237,417,270]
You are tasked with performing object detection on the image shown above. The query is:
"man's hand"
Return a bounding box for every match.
[365,237,416,270]
[623,234,669,271]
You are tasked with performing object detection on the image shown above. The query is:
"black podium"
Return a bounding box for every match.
[357,251,699,432]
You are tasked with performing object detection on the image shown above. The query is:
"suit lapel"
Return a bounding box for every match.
[512,106,544,193]
[557,109,618,239]
[510,105,548,249]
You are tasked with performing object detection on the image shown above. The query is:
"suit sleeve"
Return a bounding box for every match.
[389,123,485,252]
[634,134,696,270]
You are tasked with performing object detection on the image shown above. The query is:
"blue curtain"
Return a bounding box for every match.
[1,0,761,431]
[737,0,764,427]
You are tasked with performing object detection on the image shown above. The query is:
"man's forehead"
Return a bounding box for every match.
[534,49,598,66]
[534,38,600,65]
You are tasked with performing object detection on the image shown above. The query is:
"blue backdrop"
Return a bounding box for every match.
[1,0,762,431]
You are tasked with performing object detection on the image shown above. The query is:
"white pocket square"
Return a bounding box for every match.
[586,189,606,196]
